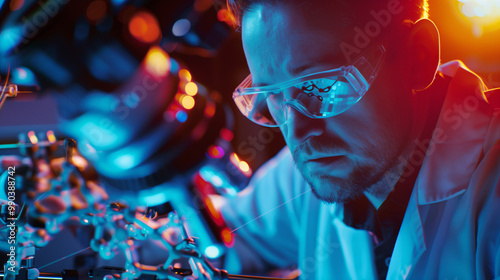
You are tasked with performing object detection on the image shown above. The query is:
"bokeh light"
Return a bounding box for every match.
[128,11,161,43]
[207,145,224,159]
[179,69,192,82]
[194,0,213,12]
[204,101,216,118]
[175,111,188,123]
[229,153,252,177]
[238,161,250,173]
[185,82,198,96]
[220,128,234,142]
[145,46,170,77]
[204,245,221,259]
[86,0,107,23]
[172,19,191,37]
[221,228,234,247]
[9,0,24,11]
[47,130,56,143]
[181,95,195,110]
[28,131,38,144]
[217,8,235,26]
[457,0,500,36]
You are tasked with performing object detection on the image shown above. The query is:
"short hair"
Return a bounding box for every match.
[220,0,429,29]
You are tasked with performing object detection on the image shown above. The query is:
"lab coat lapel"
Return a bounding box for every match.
[417,61,492,204]
[387,61,493,279]
[386,184,426,280]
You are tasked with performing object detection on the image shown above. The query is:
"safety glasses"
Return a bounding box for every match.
[232,45,386,127]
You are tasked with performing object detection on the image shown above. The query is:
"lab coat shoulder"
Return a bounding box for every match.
[220,147,310,273]
[476,86,500,279]
[394,61,500,279]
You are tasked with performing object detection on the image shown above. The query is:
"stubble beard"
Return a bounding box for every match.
[292,139,412,204]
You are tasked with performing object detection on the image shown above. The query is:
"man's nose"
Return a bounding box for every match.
[283,105,325,146]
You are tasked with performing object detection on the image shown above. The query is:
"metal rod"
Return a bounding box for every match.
[0,272,63,279]
[0,141,65,150]
[37,273,63,280]
[228,274,292,280]
[1,272,293,280]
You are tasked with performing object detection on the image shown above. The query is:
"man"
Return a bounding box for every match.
[218,0,500,279]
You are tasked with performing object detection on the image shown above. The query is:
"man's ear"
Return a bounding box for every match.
[407,18,440,91]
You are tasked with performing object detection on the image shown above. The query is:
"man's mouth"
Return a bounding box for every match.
[308,156,344,164]
[305,155,350,172]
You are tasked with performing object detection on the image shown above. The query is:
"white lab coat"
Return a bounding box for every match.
[220,61,500,280]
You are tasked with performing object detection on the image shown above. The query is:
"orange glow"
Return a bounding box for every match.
[221,228,234,247]
[72,155,89,170]
[179,69,192,82]
[86,0,107,23]
[181,95,195,110]
[204,101,216,118]
[28,131,38,144]
[456,0,500,36]
[7,85,18,97]
[145,46,170,77]
[230,153,252,177]
[10,0,24,11]
[174,92,185,103]
[205,197,224,226]
[47,130,56,143]
[217,8,235,26]
[129,11,161,43]
[185,82,198,96]
[194,0,213,12]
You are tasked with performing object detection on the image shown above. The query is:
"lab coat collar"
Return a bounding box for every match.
[388,61,494,279]
[416,60,493,205]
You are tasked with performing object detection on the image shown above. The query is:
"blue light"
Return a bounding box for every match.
[88,43,136,83]
[74,21,90,41]
[29,50,72,86]
[172,19,191,37]
[123,92,140,108]
[144,192,168,206]
[184,33,201,46]
[170,59,180,74]
[12,67,38,85]
[176,111,188,123]
[111,0,127,6]
[204,245,221,259]
[113,154,136,170]
[0,25,22,54]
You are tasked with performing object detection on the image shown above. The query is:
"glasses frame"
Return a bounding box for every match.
[233,45,387,127]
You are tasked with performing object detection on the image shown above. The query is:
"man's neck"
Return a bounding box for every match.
[364,72,451,210]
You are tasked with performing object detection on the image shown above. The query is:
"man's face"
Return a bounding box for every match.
[241,2,416,203]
